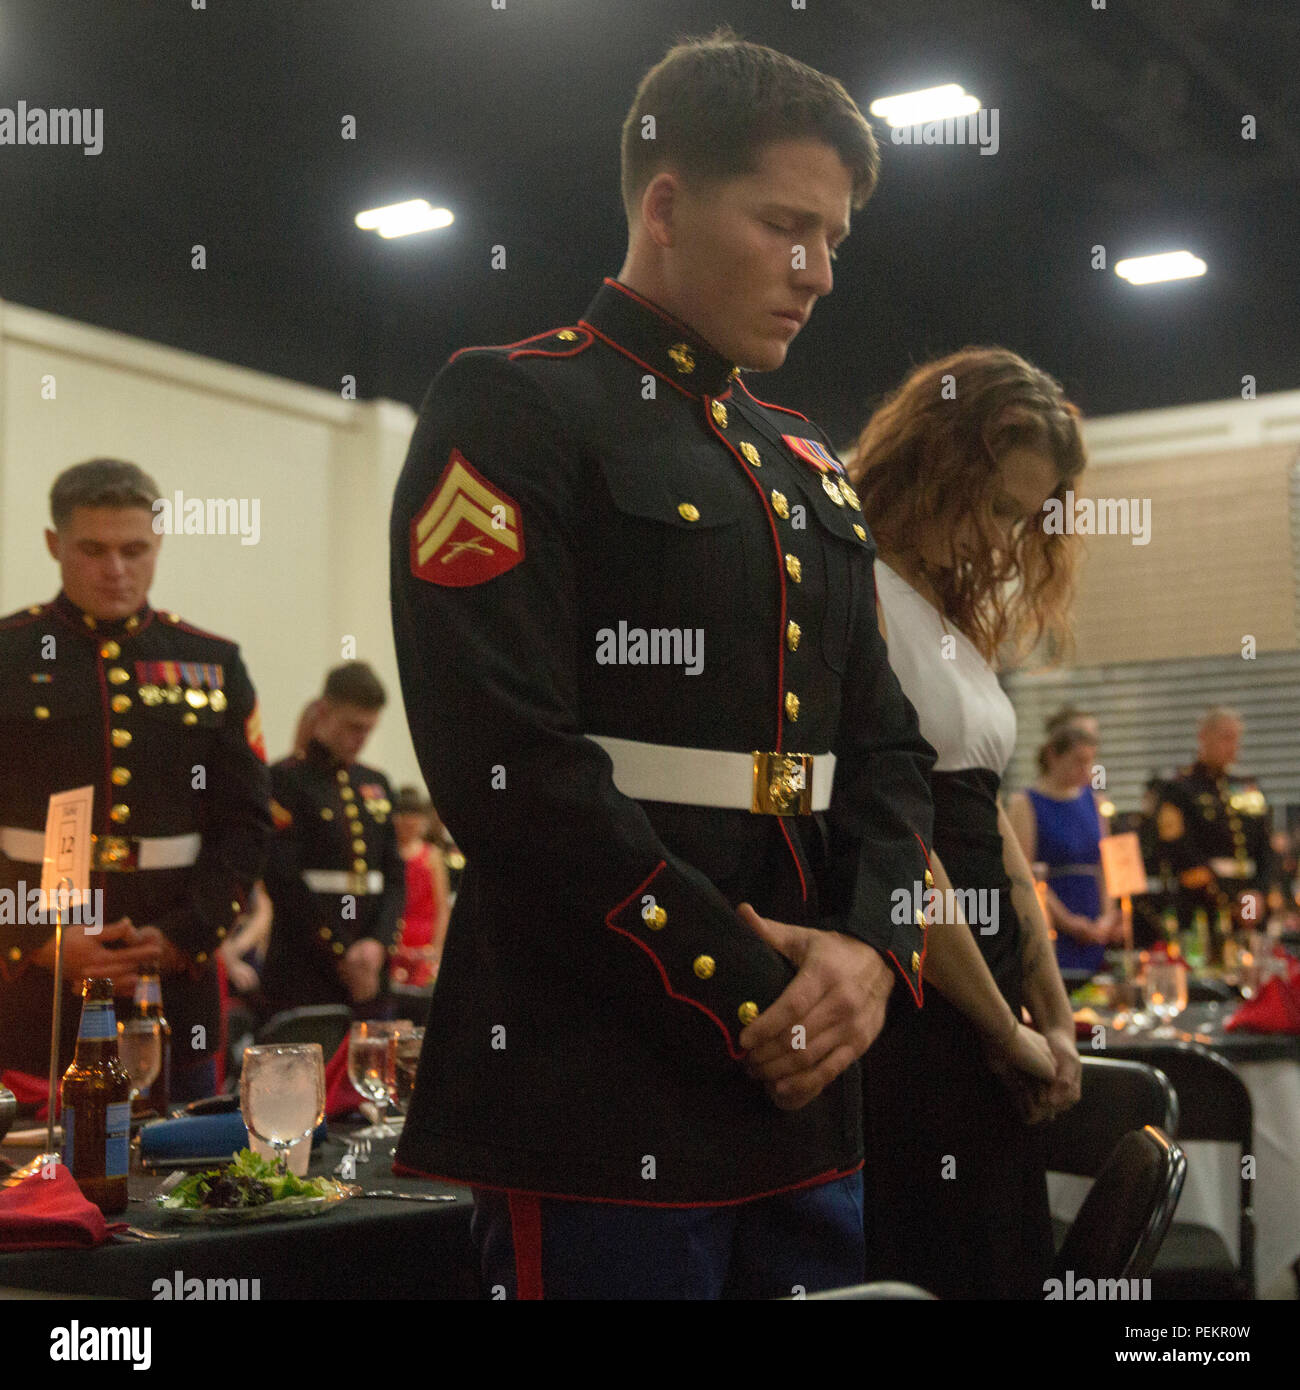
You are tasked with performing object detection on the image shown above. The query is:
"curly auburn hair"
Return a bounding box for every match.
[845,347,1087,668]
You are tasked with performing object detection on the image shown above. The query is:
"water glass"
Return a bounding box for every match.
[240,1043,325,1171]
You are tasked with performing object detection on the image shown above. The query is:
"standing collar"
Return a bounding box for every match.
[52,589,152,638]
[578,278,740,399]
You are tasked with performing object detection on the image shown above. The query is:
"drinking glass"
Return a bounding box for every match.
[1142,960,1189,1038]
[347,1022,412,1139]
[240,1043,325,1172]
[117,1018,162,1109]
[390,1027,425,1118]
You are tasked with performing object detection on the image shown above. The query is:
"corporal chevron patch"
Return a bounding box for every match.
[409,447,524,587]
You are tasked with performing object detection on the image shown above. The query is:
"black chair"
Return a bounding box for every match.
[1044,1055,1179,1179]
[1138,1044,1255,1299]
[1051,1126,1187,1283]
[254,1004,353,1057]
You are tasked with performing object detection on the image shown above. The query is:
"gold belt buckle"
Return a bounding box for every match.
[91,834,138,871]
[751,752,813,816]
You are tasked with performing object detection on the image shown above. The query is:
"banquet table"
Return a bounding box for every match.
[1056,1001,1300,1295]
[0,1127,478,1300]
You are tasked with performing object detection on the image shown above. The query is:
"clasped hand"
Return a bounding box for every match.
[736,902,894,1111]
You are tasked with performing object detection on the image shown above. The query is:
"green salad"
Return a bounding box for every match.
[160,1148,341,1210]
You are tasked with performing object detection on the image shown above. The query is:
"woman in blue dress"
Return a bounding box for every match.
[1007,726,1121,976]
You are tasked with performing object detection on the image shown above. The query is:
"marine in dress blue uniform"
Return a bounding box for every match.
[389,278,936,1297]
[0,592,271,1093]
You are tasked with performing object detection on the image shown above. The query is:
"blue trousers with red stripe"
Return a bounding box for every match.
[471,1170,863,1299]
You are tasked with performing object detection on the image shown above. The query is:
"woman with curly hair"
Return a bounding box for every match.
[847,346,1087,1299]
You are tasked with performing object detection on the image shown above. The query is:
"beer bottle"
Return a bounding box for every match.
[60,977,132,1214]
[132,969,172,1116]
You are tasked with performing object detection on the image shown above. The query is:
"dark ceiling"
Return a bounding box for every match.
[2,0,1297,444]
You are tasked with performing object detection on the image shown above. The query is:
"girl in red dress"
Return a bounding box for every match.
[390,786,451,989]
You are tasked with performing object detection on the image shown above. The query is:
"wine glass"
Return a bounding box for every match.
[347,1022,412,1139]
[390,1027,425,1119]
[117,1018,161,1113]
[240,1043,325,1172]
[1142,960,1189,1039]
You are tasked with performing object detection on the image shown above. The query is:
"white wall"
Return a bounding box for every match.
[0,298,423,787]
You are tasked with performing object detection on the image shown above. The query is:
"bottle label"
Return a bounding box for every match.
[105,1101,130,1177]
[78,1001,117,1041]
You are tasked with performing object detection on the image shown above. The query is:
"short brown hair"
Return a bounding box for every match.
[620,26,880,224]
[847,347,1087,668]
[50,459,160,529]
[1037,725,1098,775]
[322,662,386,711]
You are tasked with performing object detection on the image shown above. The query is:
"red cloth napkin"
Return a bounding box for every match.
[324,1036,363,1119]
[1,1069,53,1121]
[0,1163,122,1250]
[1226,956,1300,1034]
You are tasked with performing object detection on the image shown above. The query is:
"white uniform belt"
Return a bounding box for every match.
[1209,857,1255,879]
[0,826,200,871]
[590,735,835,813]
[303,869,385,895]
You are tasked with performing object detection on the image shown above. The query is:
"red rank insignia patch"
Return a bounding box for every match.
[410,448,524,587]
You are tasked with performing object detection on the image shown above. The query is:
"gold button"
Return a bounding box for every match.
[111,693,131,713]
[336,769,349,784]
[738,1001,759,1026]
[740,441,761,467]
[786,620,801,651]
[647,905,667,930]
[785,691,800,721]
[332,942,345,956]
[182,711,198,726]
[785,554,802,583]
[82,613,97,629]
[195,951,208,964]
[916,908,926,928]
[677,502,700,522]
[693,955,716,980]
[111,728,132,747]
[166,612,180,623]
[27,604,41,615]
[34,705,50,719]
[109,803,130,823]
[352,838,366,853]
[321,808,334,820]
[352,857,367,873]
[231,901,241,914]
[770,490,789,519]
[8,946,21,961]
[110,766,131,786]
[99,640,121,659]
[556,329,578,341]
[125,615,140,633]
[710,400,728,428]
[216,927,226,939]
[924,869,934,888]
[345,804,360,818]
[853,524,867,542]
[108,666,130,685]
[319,927,332,940]
[911,951,921,973]
[341,788,354,801]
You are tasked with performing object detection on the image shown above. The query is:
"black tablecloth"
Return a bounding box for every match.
[0,1129,478,1300]
[1076,1000,1300,1064]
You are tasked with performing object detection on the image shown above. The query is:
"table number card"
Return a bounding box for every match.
[40,785,94,928]
[1099,831,1147,900]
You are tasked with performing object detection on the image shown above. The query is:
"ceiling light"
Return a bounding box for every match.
[355,199,453,239]
[869,84,981,127]
[1114,251,1207,284]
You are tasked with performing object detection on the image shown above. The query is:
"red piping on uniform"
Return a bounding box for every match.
[509,330,593,361]
[577,319,715,402]
[391,1158,865,1210]
[704,415,786,751]
[777,820,808,903]
[508,1191,545,1300]
[737,377,811,422]
[603,861,745,1060]
[95,655,112,841]
[449,327,573,365]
